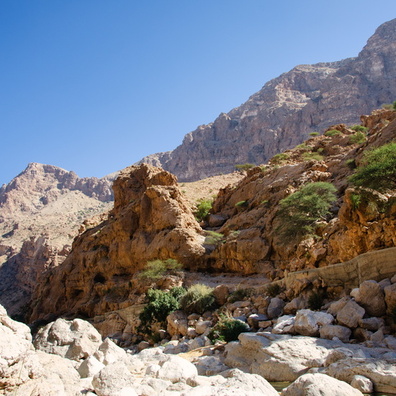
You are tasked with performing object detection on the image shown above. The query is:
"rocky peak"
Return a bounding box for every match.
[139,19,396,181]
[29,164,205,321]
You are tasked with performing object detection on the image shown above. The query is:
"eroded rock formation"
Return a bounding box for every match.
[29,164,206,321]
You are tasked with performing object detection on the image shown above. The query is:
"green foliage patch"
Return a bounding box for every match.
[194,198,213,222]
[271,153,289,164]
[276,182,337,241]
[138,259,182,281]
[208,315,249,343]
[324,129,342,137]
[349,142,396,192]
[235,163,255,172]
[349,132,366,145]
[179,284,216,314]
[139,287,186,332]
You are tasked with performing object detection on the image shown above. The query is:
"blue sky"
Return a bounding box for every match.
[1,1,395,186]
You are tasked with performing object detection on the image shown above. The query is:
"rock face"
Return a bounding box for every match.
[0,163,114,318]
[29,164,205,322]
[140,19,396,181]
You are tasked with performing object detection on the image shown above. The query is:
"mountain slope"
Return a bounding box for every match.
[139,18,396,181]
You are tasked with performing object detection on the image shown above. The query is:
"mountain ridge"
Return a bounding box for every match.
[138,18,396,181]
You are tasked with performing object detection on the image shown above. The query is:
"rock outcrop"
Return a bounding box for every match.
[29,164,206,322]
[203,109,396,278]
[139,18,396,181]
[0,163,115,317]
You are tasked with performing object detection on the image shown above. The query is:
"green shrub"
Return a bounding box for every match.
[194,198,213,222]
[228,288,254,303]
[349,142,396,192]
[208,315,249,343]
[265,283,281,297]
[324,129,342,137]
[271,153,289,164]
[346,158,356,169]
[309,132,320,136]
[350,193,362,210]
[235,163,255,172]
[393,101,396,111]
[139,287,186,331]
[295,143,311,151]
[276,182,337,241]
[302,152,324,161]
[204,231,225,246]
[235,200,248,209]
[179,284,216,314]
[350,125,368,133]
[308,292,325,311]
[349,132,366,145]
[138,259,182,281]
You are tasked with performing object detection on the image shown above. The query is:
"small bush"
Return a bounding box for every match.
[302,152,324,161]
[346,158,356,169]
[179,284,216,314]
[295,143,311,151]
[308,292,324,311]
[309,132,320,136]
[349,132,366,145]
[324,129,342,137]
[350,125,368,133]
[208,315,249,343]
[235,200,248,209]
[228,288,254,303]
[235,163,255,172]
[138,259,182,281]
[393,101,396,111]
[276,182,337,241]
[194,198,213,222]
[349,142,396,192]
[265,283,281,297]
[350,193,362,210]
[271,153,289,164]
[139,287,186,331]
[204,231,225,246]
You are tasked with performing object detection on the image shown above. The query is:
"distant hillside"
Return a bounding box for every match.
[139,18,396,181]
[0,163,115,316]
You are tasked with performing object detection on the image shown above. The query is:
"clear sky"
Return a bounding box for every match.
[1,1,395,186]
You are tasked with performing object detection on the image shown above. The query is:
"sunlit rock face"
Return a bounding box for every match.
[140,19,396,181]
[29,164,205,322]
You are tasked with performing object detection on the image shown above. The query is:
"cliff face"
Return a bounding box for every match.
[29,164,205,322]
[205,109,396,278]
[0,163,115,316]
[140,18,396,181]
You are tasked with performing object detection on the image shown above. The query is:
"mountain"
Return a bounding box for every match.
[29,109,396,336]
[0,163,115,316]
[139,18,396,181]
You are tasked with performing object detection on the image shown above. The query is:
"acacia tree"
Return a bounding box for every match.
[349,142,396,192]
[276,182,337,241]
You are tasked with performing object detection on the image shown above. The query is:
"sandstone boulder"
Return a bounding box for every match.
[294,309,334,337]
[157,355,198,383]
[319,324,351,343]
[281,373,363,396]
[336,300,365,328]
[34,318,102,360]
[93,338,129,366]
[354,280,386,317]
[351,374,374,393]
[267,297,285,319]
[167,310,189,337]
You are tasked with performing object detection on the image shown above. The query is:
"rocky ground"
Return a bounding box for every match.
[2,269,396,395]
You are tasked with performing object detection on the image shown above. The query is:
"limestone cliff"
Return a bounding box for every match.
[140,18,396,181]
[0,163,115,316]
[29,164,205,321]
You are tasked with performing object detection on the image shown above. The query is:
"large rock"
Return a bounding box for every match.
[336,300,365,329]
[354,280,386,317]
[281,373,363,396]
[324,357,396,394]
[92,361,138,396]
[167,310,189,337]
[294,310,334,337]
[319,324,351,343]
[157,355,198,383]
[34,318,102,360]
